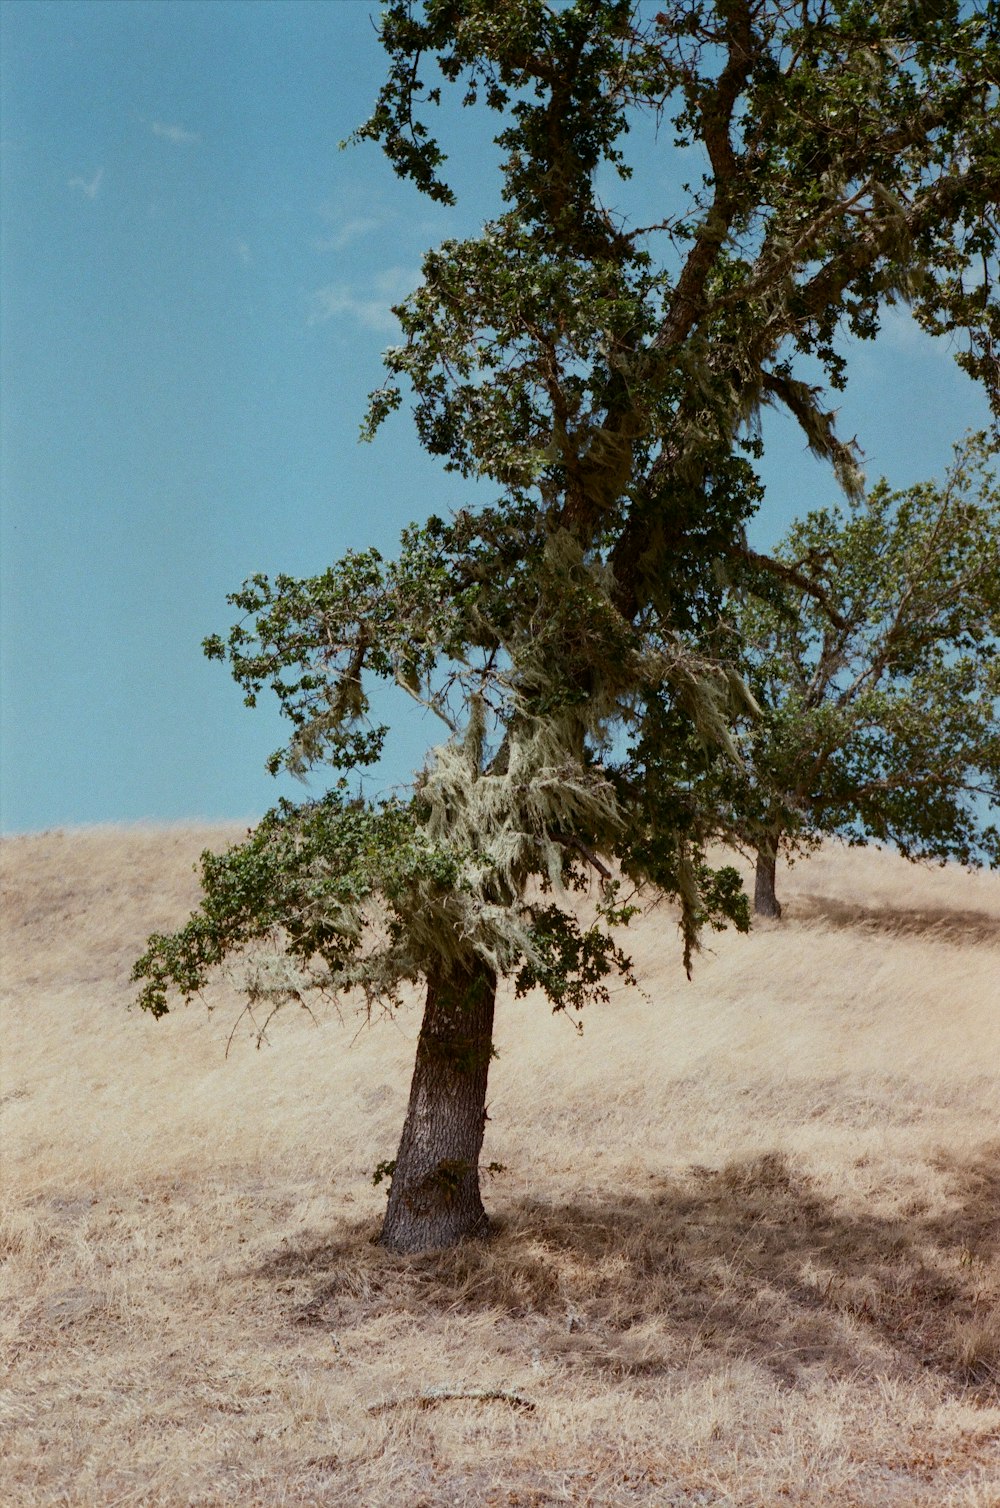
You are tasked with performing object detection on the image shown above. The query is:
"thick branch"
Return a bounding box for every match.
[652,0,755,353]
[733,544,849,631]
[790,167,984,333]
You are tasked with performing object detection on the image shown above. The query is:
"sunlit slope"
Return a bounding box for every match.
[3,826,999,1508]
[2,825,998,1193]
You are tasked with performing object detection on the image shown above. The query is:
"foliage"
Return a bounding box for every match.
[711,434,1000,882]
[136,2,999,1042]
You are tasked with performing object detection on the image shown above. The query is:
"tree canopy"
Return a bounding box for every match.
[705,434,1000,916]
[135,0,1000,1252]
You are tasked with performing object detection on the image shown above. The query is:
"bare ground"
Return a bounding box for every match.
[1,827,998,1506]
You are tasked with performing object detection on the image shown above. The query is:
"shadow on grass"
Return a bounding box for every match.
[790,893,1000,945]
[257,1146,1000,1394]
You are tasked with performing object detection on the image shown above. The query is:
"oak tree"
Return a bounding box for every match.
[134,0,1000,1252]
[705,435,1000,915]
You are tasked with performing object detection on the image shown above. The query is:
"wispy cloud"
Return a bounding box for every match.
[309,266,418,332]
[68,168,103,199]
[879,304,950,360]
[151,121,200,146]
[235,240,253,266]
[312,214,382,253]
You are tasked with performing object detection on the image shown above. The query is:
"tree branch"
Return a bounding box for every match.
[554,834,614,882]
[652,0,756,352]
[730,543,849,631]
[369,1385,536,1415]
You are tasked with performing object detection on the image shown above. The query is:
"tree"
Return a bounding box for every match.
[133,1,1000,1253]
[713,434,1000,917]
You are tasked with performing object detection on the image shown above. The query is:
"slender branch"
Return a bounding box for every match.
[732,544,849,630]
[369,1385,536,1415]
[554,833,614,881]
[394,669,459,733]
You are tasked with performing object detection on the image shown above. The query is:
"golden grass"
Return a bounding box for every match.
[2,826,999,1506]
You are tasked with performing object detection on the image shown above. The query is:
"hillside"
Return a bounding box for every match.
[2,826,999,1507]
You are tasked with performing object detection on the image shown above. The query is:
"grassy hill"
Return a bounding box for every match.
[2,826,999,1506]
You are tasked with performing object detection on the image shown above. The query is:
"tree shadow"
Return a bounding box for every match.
[257,1145,1000,1394]
[790,893,1000,945]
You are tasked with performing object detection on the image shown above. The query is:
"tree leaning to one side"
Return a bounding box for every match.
[134,1,1000,1253]
[719,435,1000,918]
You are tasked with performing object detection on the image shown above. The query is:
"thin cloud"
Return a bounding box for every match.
[68,168,103,199]
[309,267,418,332]
[309,285,398,332]
[151,121,200,146]
[313,215,382,253]
[879,304,950,360]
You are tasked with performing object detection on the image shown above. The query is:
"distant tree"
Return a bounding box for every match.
[718,436,1000,917]
[134,1,1000,1253]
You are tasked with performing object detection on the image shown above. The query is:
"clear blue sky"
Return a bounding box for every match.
[0,0,991,833]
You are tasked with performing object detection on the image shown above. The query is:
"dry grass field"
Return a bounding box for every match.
[2,825,999,1507]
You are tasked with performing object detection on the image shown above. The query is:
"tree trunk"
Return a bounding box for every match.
[754,839,783,919]
[378,955,497,1254]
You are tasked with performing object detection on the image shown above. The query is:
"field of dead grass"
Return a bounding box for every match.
[1,825,999,1506]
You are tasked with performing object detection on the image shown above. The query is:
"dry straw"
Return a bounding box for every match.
[2,826,999,1505]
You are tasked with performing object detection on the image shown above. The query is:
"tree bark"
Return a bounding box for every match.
[378,955,497,1254]
[754,839,783,919]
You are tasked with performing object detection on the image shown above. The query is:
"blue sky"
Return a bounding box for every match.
[0,0,991,833]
